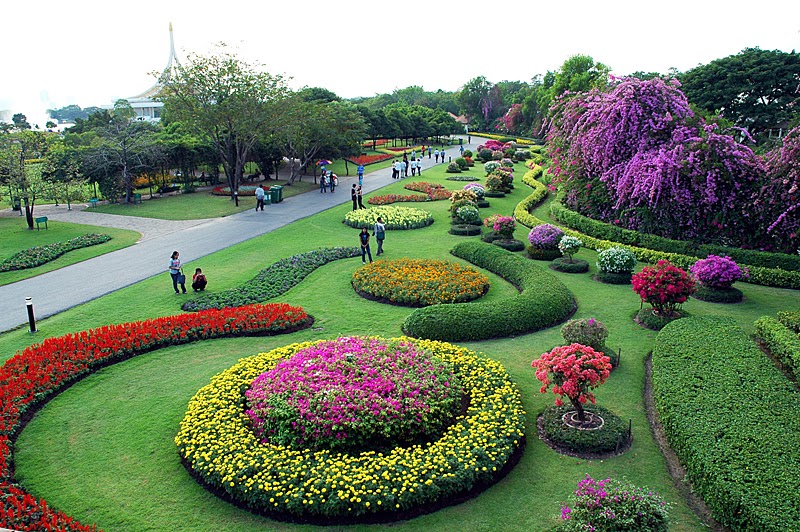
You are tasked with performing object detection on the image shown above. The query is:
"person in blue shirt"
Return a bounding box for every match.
[357,164,365,185]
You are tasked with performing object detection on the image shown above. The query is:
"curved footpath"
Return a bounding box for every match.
[0,140,474,333]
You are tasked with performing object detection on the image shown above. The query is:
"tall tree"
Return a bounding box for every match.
[11,113,31,131]
[552,54,610,97]
[0,130,57,227]
[160,46,290,197]
[679,48,800,138]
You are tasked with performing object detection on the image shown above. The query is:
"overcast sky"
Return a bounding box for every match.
[2,1,799,127]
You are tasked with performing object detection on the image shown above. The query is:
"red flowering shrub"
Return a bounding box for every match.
[632,260,696,316]
[0,303,309,531]
[347,153,394,165]
[532,343,611,422]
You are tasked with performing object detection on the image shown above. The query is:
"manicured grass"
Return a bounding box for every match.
[91,180,318,220]
[5,159,798,531]
[0,218,141,287]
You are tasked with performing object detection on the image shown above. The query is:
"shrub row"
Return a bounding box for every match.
[0,304,310,531]
[512,166,548,227]
[755,315,800,381]
[402,241,575,341]
[778,311,800,333]
[652,316,800,530]
[0,234,112,272]
[548,202,800,289]
[182,247,360,311]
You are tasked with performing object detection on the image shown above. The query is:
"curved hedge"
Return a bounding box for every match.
[755,315,800,381]
[402,241,575,341]
[548,202,800,290]
[652,316,800,530]
[0,233,112,272]
[512,166,549,227]
[182,247,360,311]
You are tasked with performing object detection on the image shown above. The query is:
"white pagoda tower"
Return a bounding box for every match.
[125,23,180,122]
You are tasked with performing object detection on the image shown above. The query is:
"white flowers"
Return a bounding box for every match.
[596,246,637,274]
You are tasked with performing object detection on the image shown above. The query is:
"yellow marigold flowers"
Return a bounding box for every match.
[175,336,526,521]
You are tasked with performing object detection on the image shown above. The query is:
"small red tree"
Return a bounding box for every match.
[631,259,696,317]
[532,343,611,422]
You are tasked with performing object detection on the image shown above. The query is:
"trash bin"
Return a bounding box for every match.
[270,185,283,203]
[11,198,21,211]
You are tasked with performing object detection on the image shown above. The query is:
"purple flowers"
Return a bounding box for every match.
[528,224,565,249]
[245,336,462,452]
[690,255,748,290]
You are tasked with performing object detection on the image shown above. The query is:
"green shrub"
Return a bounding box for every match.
[693,285,744,303]
[653,316,800,530]
[446,162,462,173]
[492,239,525,252]
[455,157,469,170]
[561,318,608,351]
[463,149,473,158]
[593,271,632,285]
[478,148,493,162]
[403,241,575,341]
[596,246,637,274]
[634,308,688,331]
[512,167,548,227]
[778,311,800,334]
[0,234,113,272]
[549,257,589,273]
[755,316,800,381]
[527,246,561,261]
[540,405,630,455]
[449,224,482,236]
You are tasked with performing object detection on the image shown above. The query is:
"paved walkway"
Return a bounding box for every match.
[0,138,476,333]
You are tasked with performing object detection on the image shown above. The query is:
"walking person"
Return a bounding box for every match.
[459,144,465,156]
[356,184,366,209]
[168,250,187,294]
[417,157,423,174]
[428,146,432,158]
[434,149,440,163]
[373,217,386,256]
[351,184,358,210]
[357,164,364,185]
[410,158,417,177]
[329,173,337,193]
[319,172,328,193]
[359,227,373,264]
[255,185,266,211]
[391,160,399,179]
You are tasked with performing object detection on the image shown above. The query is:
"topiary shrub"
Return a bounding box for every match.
[449,224,482,236]
[540,405,630,456]
[527,246,562,261]
[632,260,696,317]
[690,255,748,303]
[464,182,485,199]
[492,239,526,252]
[484,161,501,175]
[550,257,590,273]
[455,157,469,170]
[463,149,473,158]
[478,148,493,162]
[693,285,744,303]
[558,235,583,263]
[455,205,481,225]
[596,246,637,274]
[446,162,462,173]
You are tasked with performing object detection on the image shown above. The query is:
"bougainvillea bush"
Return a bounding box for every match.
[246,337,462,453]
[556,475,670,531]
[548,76,767,249]
[632,260,696,316]
[528,224,565,250]
[532,344,611,422]
[690,255,748,289]
[758,124,800,253]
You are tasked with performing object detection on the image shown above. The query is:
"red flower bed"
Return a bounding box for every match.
[403,182,452,201]
[368,194,429,205]
[0,303,310,531]
[346,153,394,166]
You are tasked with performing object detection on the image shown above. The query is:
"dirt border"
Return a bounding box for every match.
[644,353,727,531]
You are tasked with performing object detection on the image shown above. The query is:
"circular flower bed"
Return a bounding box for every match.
[538,405,630,458]
[352,259,489,306]
[343,206,433,230]
[246,337,462,453]
[175,337,526,522]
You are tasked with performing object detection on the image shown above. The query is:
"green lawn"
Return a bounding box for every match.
[0,218,141,287]
[91,180,318,220]
[5,160,796,531]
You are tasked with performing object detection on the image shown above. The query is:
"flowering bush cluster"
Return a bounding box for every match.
[690,255,748,290]
[500,158,514,168]
[759,125,800,252]
[561,318,608,352]
[455,205,481,225]
[402,181,451,201]
[532,344,611,422]
[183,247,360,311]
[485,173,505,191]
[246,337,462,453]
[596,246,637,274]
[343,206,434,230]
[632,260,696,315]
[449,188,478,207]
[493,216,516,238]
[557,475,670,531]
[528,224,565,249]
[347,153,394,165]
[352,258,489,306]
[463,182,485,199]
[0,234,112,272]
[0,304,310,531]
[484,161,501,175]
[558,235,583,261]
[548,77,768,249]
[367,193,429,205]
[176,337,526,519]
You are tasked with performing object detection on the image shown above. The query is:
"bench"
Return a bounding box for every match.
[35,216,48,230]
[88,198,99,208]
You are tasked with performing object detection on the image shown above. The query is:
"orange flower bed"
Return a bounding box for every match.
[352,259,489,306]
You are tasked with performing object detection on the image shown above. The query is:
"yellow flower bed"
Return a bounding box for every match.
[343,206,433,230]
[352,259,489,306]
[175,337,526,521]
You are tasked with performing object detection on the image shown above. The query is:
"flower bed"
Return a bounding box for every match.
[352,259,489,306]
[653,316,800,529]
[367,194,428,205]
[347,153,394,166]
[0,234,112,272]
[403,241,575,341]
[246,337,462,453]
[343,206,434,230]
[175,336,526,522]
[403,181,451,201]
[0,304,311,531]
[182,247,360,311]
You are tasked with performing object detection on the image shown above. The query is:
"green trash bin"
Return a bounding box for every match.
[270,185,284,203]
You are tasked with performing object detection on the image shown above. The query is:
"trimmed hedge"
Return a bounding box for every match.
[778,311,800,334]
[549,258,589,274]
[182,247,360,311]
[693,285,743,303]
[512,167,548,227]
[402,241,575,341]
[548,202,800,290]
[755,315,800,381]
[0,233,112,272]
[652,316,800,530]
